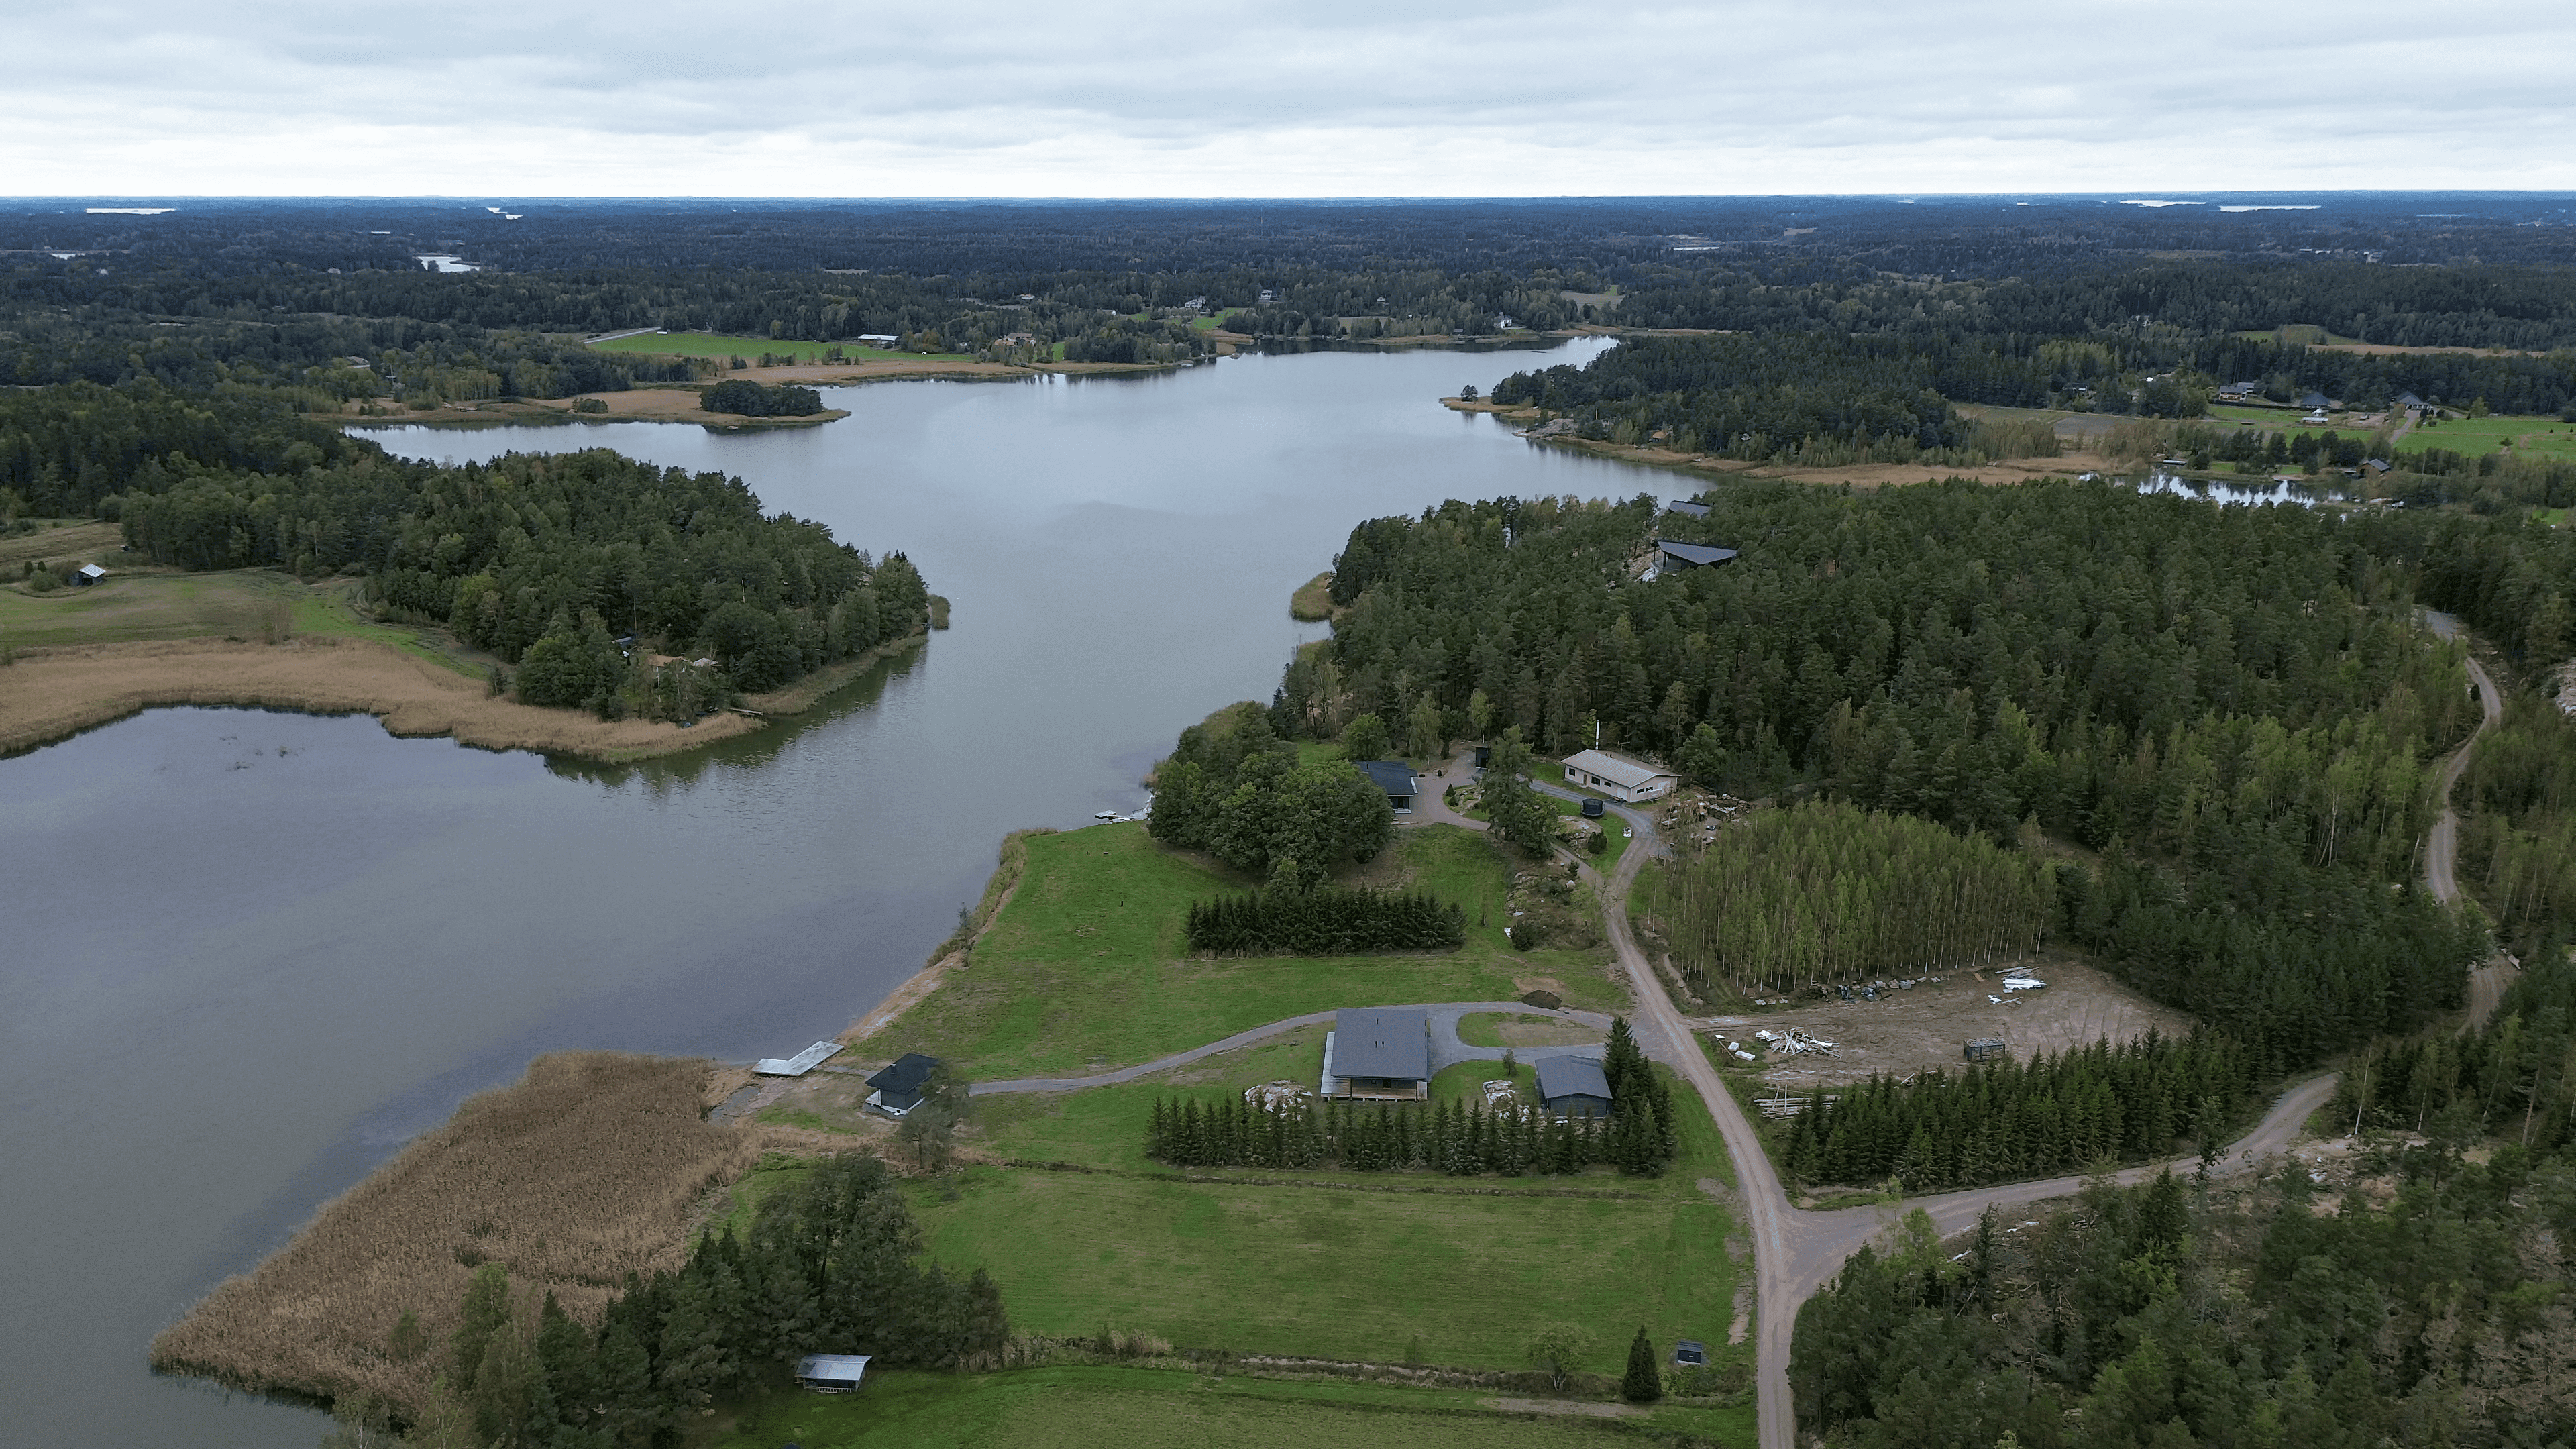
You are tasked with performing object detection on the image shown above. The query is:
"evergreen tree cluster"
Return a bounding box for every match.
[0,378,370,515]
[1666,798,2051,993]
[2455,692,2576,959]
[1798,954,2576,1449]
[1147,704,1393,889]
[1146,1020,1676,1176]
[1780,1030,2255,1192]
[417,1155,1004,1448]
[1182,887,1464,955]
[113,447,928,702]
[700,380,825,417]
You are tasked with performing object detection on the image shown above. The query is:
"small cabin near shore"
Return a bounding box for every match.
[865,1053,941,1117]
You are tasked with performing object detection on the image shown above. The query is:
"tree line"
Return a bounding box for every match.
[701,380,824,417]
[1148,1019,1677,1177]
[1661,798,2052,994]
[1797,950,2576,1448]
[1778,1029,2256,1193]
[358,1155,1004,1448]
[1183,887,1464,955]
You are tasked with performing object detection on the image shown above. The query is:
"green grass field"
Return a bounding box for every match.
[705,1365,1743,1449]
[877,824,1623,1081]
[906,1073,1740,1375]
[2400,415,2576,462]
[586,331,971,364]
[1190,307,1249,333]
[0,568,477,672]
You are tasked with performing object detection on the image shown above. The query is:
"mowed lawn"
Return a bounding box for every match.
[708,1366,1739,1448]
[880,823,1626,1081]
[2400,415,2576,462]
[586,331,970,364]
[907,1167,1738,1373]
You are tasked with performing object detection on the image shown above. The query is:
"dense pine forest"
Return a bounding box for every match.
[1661,799,2051,991]
[1779,1030,2257,1191]
[1796,951,2576,1448]
[1285,481,2507,1065]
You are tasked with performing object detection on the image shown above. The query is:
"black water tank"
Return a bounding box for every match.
[1580,798,1605,819]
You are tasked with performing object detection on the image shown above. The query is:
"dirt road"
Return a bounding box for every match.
[1594,818,2338,1449]
[2420,612,2519,1030]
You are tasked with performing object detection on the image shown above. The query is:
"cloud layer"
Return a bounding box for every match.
[9,0,2573,195]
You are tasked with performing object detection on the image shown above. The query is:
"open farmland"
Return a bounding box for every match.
[2399,415,2576,462]
[586,330,967,364]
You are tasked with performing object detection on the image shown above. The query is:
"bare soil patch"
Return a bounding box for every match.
[1705,951,2196,1090]
[1462,1012,1607,1048]
[0,635,763,761]
[149,1053,803,1409]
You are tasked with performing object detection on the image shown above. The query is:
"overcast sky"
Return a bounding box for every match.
[9,0,2573,196]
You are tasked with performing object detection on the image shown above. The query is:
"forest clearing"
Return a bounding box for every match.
[1703,953,2197,1092]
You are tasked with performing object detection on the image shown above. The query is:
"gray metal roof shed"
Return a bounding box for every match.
[1535,1055,1613,1105]
[795,1354,871,1392]
[1654,539,1738,568]
[1664,498,1711,517]
[1333,1008,1429,1082]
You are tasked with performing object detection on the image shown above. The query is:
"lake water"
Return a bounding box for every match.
[0,338,1642,1445]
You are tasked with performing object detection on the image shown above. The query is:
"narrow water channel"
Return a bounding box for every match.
[0,339,1658,1444]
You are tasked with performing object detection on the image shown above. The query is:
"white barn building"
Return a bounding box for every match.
[1560,749,1680,803]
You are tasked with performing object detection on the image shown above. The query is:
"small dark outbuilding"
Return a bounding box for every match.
[795,1354,871,1392]
[1536,1055,1614,1116]
[865,1054,941,1117]
[1672,1338,1709,1367]
[1964,1038,2008,1063]
[73,563,107,586]
[1664,498,1711,517]
[1653,539,1738,568]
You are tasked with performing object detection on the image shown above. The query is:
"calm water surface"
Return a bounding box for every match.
[0,339,1652,1444]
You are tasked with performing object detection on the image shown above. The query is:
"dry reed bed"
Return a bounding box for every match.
[151,1053,785,1408]
[0,637,764,761]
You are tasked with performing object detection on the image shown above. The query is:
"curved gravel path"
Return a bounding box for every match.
[969,1000,1614,1095]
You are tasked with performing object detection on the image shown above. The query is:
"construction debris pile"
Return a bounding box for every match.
[1243,1080,1311,1111]
[1751,1028,1836,1058]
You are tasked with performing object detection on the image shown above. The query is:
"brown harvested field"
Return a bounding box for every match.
[1702,951,2196,1091]
[0,635,762,760]
[149,1053,803,1409]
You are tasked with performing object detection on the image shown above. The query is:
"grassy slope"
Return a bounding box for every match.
[588,331,972,364]
[878,823,1623,1081]
[2398,416,2576,462]
[706,1366,1735,1448]
[0,569,480,674]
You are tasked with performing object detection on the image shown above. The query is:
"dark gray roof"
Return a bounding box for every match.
[867,1053,938,1094]
[1536,1055,1612,1102]
[2397,392,2426,407]
[2300,392,2330,408]
[1663,498,1711,517]
[1358,761,1419,799]
[1334,1008,1429,1081]
[1654,539,1738,567]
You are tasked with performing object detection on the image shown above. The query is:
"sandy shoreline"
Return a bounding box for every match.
[0,631,925,763]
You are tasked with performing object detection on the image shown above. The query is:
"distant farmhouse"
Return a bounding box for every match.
[1561,749,1679,804]
[1358,760,1421,813]
[1324,1008,1430,1099]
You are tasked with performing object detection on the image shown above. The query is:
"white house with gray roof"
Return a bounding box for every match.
[1560,749,1680,803]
